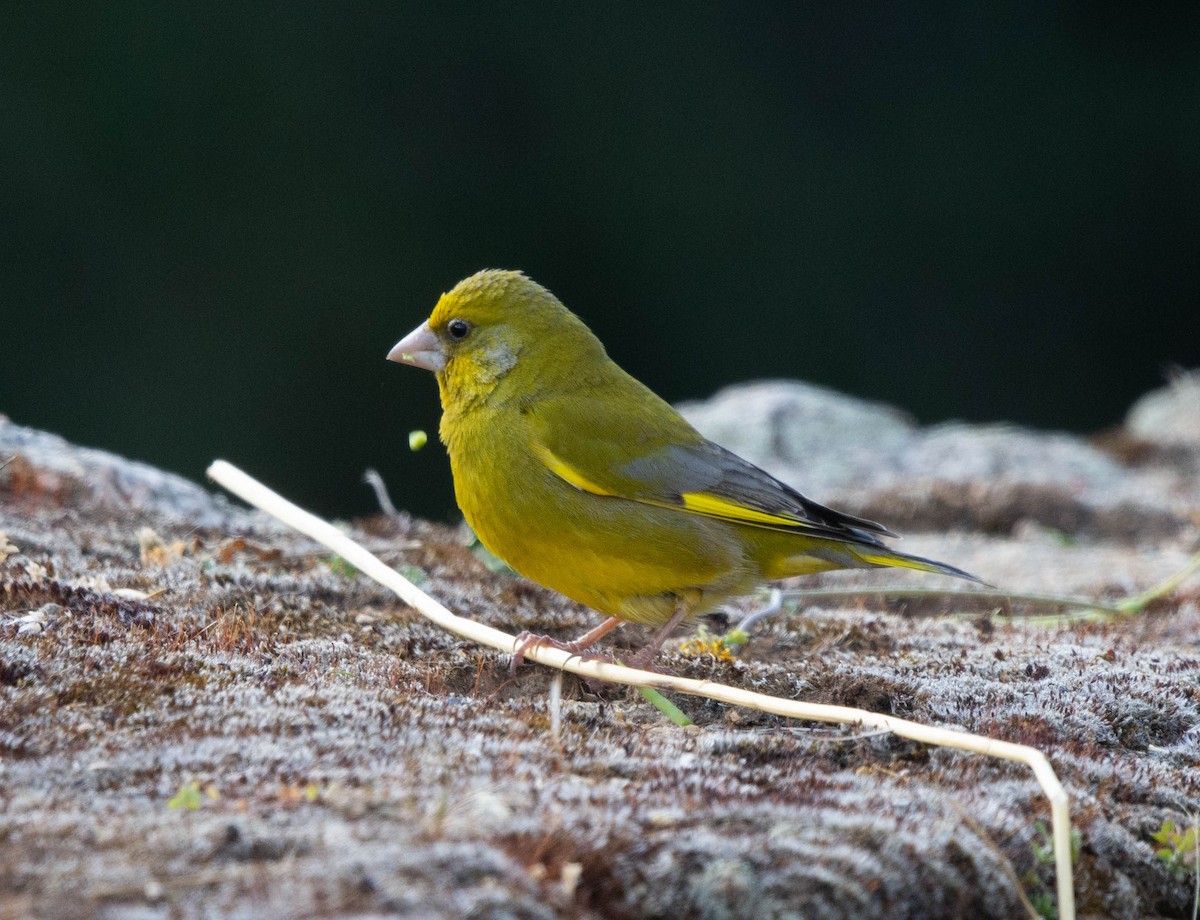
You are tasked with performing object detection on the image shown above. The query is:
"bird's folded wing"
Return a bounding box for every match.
[527,394,893,545]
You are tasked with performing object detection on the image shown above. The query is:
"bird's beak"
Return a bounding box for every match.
[387,321,446,372]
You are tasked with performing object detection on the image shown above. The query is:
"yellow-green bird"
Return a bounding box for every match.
[388,270,977,668]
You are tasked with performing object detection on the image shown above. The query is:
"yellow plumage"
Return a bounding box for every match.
[388,270,977,664]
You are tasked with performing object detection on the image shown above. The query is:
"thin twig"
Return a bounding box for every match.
[734,587,782,633]
[778,586,1126,616]
[1190,810,1200,920]
[362,468,401,519]
[946,799,1044,920]
[206,459,1077,920]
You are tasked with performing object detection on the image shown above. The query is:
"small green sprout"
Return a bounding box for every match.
[399,564,427,586]
[677,624,747,661]
[1152,817,1199,880]
[638,687,692,726]
[465,532,516,574]
[1023,820,1082,919]
[168,780,218,811]
[327,556,358,578]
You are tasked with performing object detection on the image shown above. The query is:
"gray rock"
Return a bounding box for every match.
[1126,369,1200,449]
[3,414,1200,919]
[678,381,1194,538]
[0,415,231,526]
[678,380,917,495]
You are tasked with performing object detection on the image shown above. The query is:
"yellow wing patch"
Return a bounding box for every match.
[533,444,815,533]
[533,443,615,496]
[679,492,804,528]
[851,550,942,576]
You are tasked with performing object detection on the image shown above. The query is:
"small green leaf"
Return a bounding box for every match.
[721,628,750,649]
[328,556,358,578]
[469,540,516,575]
[168,780,203,811]
[638,687,692,726]
[399,564,426,585]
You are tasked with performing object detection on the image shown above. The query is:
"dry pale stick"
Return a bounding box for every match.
[207,459,1075,920]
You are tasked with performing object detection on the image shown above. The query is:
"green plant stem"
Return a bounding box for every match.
[638,687,692,726]
[1117,549,1200,614]
[778,587,1125,616]
[777,546,1200,624]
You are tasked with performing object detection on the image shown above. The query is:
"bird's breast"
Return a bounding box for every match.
[440,405,757,620]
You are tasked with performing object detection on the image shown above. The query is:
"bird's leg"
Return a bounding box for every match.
[623,601,693,673]
[510,616,624,672]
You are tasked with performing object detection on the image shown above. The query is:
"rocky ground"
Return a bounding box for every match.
[2,372,1199,920]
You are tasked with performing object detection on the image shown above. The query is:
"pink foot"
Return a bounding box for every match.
[509,617,624,673]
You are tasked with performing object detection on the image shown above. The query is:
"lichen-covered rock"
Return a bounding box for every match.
[2,410,1199,919]
[680,381,1198,538]
[0,415,234,526]
[677,380,916,495]
[1126,369,1200,449]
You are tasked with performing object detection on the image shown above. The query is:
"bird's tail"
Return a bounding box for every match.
[848,546,985,584]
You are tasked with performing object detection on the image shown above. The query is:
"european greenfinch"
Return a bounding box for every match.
[388,270,977,667]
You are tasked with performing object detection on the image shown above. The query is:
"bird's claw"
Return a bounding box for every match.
[510,630,545,673]
[510,630,614,674]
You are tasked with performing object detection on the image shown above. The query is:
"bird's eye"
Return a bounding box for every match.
[447,318,471,340]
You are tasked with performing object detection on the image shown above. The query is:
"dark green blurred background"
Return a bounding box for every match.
[4,4,1198,520]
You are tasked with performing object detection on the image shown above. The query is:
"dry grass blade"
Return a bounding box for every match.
[207,459,1077,920]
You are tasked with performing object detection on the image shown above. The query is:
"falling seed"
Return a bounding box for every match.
[409,430,428,451]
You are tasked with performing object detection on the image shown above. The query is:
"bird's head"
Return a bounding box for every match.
[388,269,608,406]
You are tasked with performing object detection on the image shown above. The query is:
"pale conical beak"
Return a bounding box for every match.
[387,321,446,372]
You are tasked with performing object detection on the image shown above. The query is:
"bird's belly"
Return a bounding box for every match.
[453,456,753,624]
